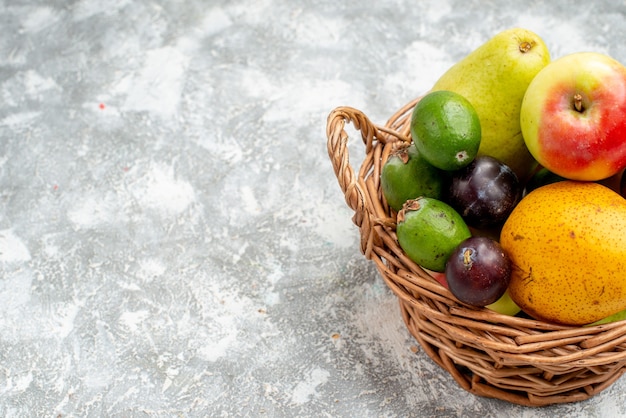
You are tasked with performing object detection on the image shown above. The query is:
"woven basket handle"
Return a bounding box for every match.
[327,106,410,256]
[326,107,378,226]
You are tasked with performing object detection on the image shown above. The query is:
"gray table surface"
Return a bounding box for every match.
[1,0,625,417]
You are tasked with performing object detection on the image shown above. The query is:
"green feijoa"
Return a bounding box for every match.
[411,90,481,171]
[396,197,471,272]
[381,143,444,211]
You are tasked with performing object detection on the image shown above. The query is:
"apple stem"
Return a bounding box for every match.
[574,93,584,112]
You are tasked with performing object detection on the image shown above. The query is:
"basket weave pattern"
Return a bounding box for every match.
[326,100,626,406]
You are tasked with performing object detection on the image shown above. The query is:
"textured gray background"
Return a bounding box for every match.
[1,0,625,417]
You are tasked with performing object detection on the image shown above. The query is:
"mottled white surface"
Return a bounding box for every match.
[0,0,625,417]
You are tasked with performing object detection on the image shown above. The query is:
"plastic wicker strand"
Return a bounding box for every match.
[326,100,626,406]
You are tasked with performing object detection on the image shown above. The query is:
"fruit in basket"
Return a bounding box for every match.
[501,181,626,325]
[597,169,624,194]
[485,289,521,316]
[588,308,626,326]
[524,167,566,194]
[380,143,444,211]
[446,156,522,228]
[410,90,481,171]
[521,52,626,181]
[525,167,621,195]
[430,270,521,315]
[396,197,471,272]
[431,28,550,181]
[445,237,511,307]
[430,271,449,289]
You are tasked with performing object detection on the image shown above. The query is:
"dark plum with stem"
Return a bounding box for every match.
[446,155,522,228]
[445,236,512,307]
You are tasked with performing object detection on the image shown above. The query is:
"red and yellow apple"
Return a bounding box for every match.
[520,52,626,181]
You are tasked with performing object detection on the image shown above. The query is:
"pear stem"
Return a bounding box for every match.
[573,93,584,112]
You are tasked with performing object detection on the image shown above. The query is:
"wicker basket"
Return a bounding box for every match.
[326,98,626,407]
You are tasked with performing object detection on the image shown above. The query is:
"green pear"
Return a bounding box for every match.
[431,28,550,181]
